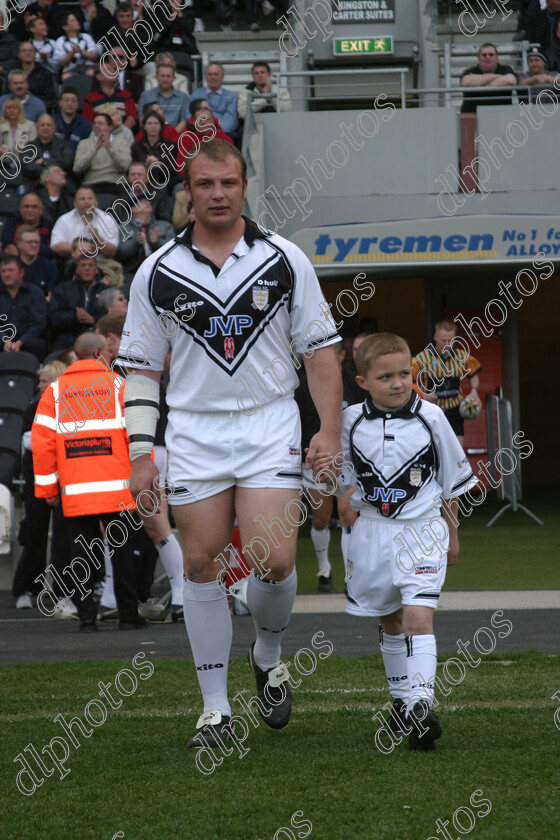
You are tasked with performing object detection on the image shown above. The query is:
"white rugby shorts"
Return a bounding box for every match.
[345,513,448,616]
[165,398,302,504]
[301,464,331,493]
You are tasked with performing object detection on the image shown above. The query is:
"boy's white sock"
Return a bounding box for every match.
[310,526,331,575]
[406,634,437,711]
[379,627,408,700]
[155,534,183,605]
[183,578,232,717]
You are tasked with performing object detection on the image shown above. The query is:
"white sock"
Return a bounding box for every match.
[340,527,352,571]
[156,534,183,605]
[311,526,331,575]
[406,634,437,711]
[246,568,297,671]
[379,627,408,700]
[183,578,232,717]
[100,540,117,609]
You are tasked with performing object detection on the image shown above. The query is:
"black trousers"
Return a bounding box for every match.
[66,513,139,623]
[12,458,72,598]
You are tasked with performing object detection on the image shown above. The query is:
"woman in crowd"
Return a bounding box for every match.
[131,110,179,188]
[0,98,37,155]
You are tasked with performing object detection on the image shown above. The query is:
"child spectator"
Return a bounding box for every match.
[27,16,58,75]
[314,333,474,751]
[53,12,100,80]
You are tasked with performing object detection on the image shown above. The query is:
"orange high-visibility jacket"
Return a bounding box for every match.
[32,359,136,516]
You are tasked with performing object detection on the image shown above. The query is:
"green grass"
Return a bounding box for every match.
[295,487,560,593]
[2,652,558,840]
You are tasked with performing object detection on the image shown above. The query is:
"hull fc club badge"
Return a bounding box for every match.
[409,467,422,487]
[252,287,269,311]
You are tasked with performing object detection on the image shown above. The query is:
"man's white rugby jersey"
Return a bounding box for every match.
[340,392,475,520]
[118,218,340,412]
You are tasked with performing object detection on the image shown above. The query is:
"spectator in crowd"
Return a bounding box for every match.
[138,62,189,130]
[150,1,198,83]
[73,0,116,43]
[97,286,128,316]
[189,62,238,138]
[0,98,37,165]
[97,103,135,147]
[12,359,70,612]
[52,87,92,149]
[172,194,194,232]
[0,11,19,77]
[1,193,52,258]
[237,61,293,120]
[117,198,175,286]
[548,15,560,70]
[60,236,118,286]
[32,331,147,631]
[14,0,65,41]
[412,318,482,447]
[16,224,57,298]
[50,186,119,259]
[48,252,110,348]
[143,52,191,95]
[0,70,46,122]
[27,15,58,74]
[110,2,144,70]
[6,41,57,109]
[0,254,47,359]
[33,164,75,223]
[131,110,178,186]
[102,46,144,102]
[121,161,172,222]
[73,112,132,194]
[460,43,517,113]
[82,54,138,130]
[521,0,560,52]
[193,0,234,31]
[21,113,75,187]
[53,12,100,81]
[519,46,558,100]
[134,102,179,143]
[176,98,234,175]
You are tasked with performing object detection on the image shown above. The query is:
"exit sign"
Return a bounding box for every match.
[333,36,393,55]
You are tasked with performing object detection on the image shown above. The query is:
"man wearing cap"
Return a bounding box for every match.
[520,47,558,100]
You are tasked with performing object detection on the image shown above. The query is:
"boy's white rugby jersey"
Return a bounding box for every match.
[340,392,475,521]
[118,219,340,412]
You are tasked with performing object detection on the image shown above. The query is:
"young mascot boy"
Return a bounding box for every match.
[315,333,474,750]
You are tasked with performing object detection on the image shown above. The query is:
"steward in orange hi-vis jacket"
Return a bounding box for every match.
[31,333,147,631]
[33,360,134,516]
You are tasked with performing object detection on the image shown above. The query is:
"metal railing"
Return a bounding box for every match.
[276,67,409,109]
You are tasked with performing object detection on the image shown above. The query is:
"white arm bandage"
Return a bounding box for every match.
[123,373,160,461]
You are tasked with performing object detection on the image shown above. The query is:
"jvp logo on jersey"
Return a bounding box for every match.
[204,315,253,338]
[369,487,407,503]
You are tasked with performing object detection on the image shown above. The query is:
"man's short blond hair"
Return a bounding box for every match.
[356,333,411,378]
[435,318,457,334]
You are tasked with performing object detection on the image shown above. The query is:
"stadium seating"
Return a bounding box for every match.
[0,352,39,402]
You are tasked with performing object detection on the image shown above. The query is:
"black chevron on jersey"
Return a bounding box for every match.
[349,413,439,518]
[145,242,296,376]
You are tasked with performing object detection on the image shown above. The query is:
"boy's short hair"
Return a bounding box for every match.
[356,333,411,378]
[97,312,126,338]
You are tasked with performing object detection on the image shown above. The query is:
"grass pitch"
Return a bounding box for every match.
[2,651,558,840]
